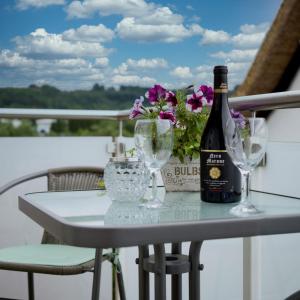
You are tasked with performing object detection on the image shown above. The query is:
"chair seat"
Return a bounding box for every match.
[0,244,97,275]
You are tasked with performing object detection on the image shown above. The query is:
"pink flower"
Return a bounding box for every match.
[159,110,176,125]
[129,96,144,119]
[165,91,178,107]
[186,92,203,113]
[145,84,167,105]
[198,85,213,106]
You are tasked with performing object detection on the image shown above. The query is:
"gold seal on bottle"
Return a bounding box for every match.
[209,167,221,179]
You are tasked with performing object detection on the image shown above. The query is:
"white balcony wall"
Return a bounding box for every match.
[0,136,134,300]
[250,69,300,300]
[0,136,243,300]
[4,128,300,300]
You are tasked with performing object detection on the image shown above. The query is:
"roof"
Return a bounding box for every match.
[235,0,300,96]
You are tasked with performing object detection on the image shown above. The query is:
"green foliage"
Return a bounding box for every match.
[0,85,143,137]
[131,88,210,162]
[49,119,134,137]
[172,90,209,162]
[0,120,38,137]
[125,147,137,157]
[0,85,148,110]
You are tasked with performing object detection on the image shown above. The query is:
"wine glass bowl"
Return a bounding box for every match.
[224,117,268,216]
[134,119,173,208]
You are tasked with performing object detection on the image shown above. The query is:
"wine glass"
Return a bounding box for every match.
[224,117,268,216]
[134,119,173,208]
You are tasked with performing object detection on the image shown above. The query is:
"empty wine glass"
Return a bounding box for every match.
[134,119,173,208]
[224,116,268,216]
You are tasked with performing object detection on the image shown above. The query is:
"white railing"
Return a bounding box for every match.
[1,90,300,122]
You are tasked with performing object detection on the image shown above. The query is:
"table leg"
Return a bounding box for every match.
[189,241,203,300]
[139,245,150,300]
[154,244,166,300]
[92,248,103,300]
[171,243,182,300]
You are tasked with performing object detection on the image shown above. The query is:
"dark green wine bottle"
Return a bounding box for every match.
[200,66,241,203]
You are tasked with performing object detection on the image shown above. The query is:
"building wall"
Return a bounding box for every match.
[265,66,300,143]
[250,66,300,300]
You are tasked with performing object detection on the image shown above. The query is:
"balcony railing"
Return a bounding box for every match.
[1,91,300,121]
[0,90,300,144]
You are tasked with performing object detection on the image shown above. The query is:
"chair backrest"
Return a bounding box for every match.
[41,166,104,244]
[47,167,104,192]
[0,166,104,245]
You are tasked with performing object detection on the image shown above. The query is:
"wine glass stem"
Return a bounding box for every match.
[242,170,251,204]
[151,170,158,201]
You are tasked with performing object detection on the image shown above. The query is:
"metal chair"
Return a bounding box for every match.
[0,166,126,300]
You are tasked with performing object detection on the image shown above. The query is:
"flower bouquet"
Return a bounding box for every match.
[129,84,244,191]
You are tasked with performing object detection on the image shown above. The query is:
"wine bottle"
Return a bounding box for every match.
[200,66,241,203]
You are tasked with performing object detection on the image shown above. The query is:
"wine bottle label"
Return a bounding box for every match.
[214,88,228,93]
[214,82,228,93]
[200,150,234,193]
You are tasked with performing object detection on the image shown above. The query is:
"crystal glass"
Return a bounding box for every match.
[104,157,150,202]
[134,119,173,208]
[224,117,268,216]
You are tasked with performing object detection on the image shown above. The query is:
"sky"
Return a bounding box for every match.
[0,0,282,90]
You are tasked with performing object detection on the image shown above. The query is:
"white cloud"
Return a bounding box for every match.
[113,63,129,75]
[211,49,258,62]
[95,57,109,68]
[194,65,213,83]
[84,73,105,81]
[232,32,266,48]
[113,57,167,76]
[13,28,111,59]
[134,7,183,25]
[239,22,269,34]
[197,22,269,47]
[226,61,251,73]
[0,49,33,68]
[16,0,65,9]
[62,24,115,43]
[116,18,201,43]
[194,62,252,87]
[0,49,92,74]
[200,29,230,45]
[66,0,151,19]
[226,61,252,87]
[195,65,212,73]
[126,58,168,69]
[232,22,269,48]
[111,75,156,87]
[0,49,109,89]
[171,66,192,79]
[66,1,202,43]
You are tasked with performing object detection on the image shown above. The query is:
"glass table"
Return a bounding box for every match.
[19,188,300,300]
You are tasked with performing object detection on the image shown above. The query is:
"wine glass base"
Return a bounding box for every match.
[139,198,162,209]
[230,202,262,217]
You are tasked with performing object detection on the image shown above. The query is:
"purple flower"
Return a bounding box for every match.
[165,91,178,107]
[159,110,176,125]
[198,85,213,105]
[129,96,144,119]
[186,92,203,113]
[230,109,246,129]
[145,84,167,105]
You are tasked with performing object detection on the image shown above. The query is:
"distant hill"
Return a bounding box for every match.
[0,84,148,110]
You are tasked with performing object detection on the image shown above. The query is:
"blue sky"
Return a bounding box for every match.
[0,0,282,90]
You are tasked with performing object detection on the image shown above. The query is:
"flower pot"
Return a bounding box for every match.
[161,156,200,192]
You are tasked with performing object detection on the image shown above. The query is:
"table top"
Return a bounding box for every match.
[19,188,300,248]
